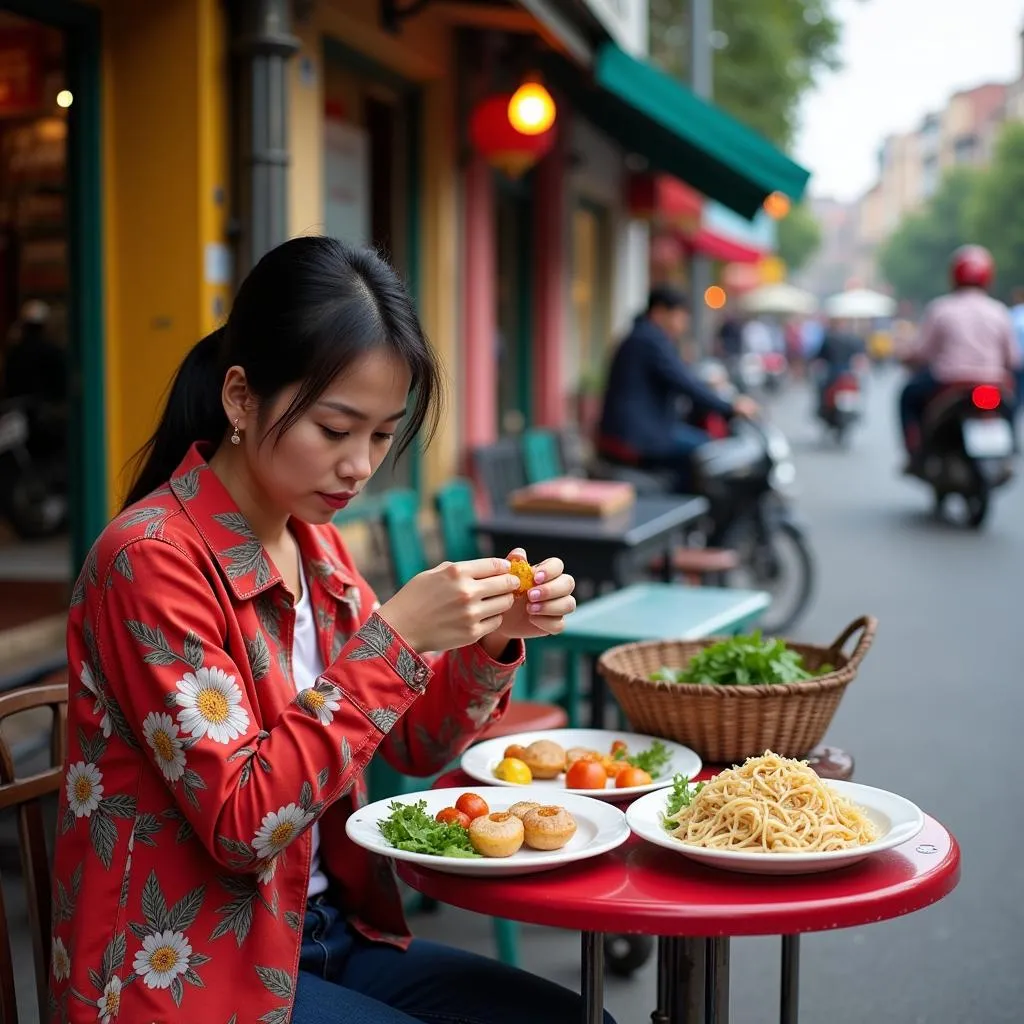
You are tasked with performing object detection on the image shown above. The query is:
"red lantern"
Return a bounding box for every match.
[468,93,555,178]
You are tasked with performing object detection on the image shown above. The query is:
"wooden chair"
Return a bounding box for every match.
[0,678,68,1024]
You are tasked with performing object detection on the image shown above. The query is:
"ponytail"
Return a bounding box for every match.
[122,328,228,509]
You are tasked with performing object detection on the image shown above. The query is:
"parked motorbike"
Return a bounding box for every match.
[592,419,815,633]
[906,382,1016,529]
[0,399,69,540]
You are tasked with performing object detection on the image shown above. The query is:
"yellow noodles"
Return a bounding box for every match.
[664,751,877,853]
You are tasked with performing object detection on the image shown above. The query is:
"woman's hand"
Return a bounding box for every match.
[377,557,521,654]
[488,549,576,644]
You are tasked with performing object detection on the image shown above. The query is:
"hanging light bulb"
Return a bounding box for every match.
[508,78,556,136]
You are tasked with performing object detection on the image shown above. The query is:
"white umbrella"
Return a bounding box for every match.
[824,288,897,320]
[740,282,818,317]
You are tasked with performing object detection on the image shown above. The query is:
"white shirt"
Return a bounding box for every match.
[293,565,330,899]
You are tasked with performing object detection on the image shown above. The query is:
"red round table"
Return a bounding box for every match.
[397,769,960,1024]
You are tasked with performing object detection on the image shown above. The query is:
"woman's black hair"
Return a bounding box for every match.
[123,236,443,508]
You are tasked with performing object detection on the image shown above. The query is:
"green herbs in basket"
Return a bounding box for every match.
[649,632,833,687]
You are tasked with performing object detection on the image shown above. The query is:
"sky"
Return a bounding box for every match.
[794,0,1024,201]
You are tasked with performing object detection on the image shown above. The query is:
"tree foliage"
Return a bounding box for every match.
[877,168,982,307]
[776,203,822,272]
[649,0,846,145]
[971,122,1024,301]
[878,120,1024,307]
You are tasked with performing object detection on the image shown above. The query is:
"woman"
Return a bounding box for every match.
[49,236,600,1024]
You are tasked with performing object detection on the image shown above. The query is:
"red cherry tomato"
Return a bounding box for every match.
[610,739,629,755]
[565,760,608,790]
[615,767,653,789]
[435,807,471,829]
[455,793,490,820]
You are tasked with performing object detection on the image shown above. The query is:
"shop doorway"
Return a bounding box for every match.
[495,177,533,435]
[0,0,103,676]
[322,38,421,499]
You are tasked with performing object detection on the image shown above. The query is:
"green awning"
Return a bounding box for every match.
[547,43,811,220]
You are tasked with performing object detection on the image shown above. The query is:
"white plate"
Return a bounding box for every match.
[626,779,926,875]
[346,785,630,877]
[460,728,702,801]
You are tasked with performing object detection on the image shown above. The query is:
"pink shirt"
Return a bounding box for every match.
[915,288,1021,383]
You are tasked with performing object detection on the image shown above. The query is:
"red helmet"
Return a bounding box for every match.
[950,245,994,289]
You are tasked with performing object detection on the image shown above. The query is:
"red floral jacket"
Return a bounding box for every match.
[48,444,523,1024]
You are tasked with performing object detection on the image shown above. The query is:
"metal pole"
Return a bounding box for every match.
[689,0,713,356]
[581,932,606,1024]
[234,0,299,272]
[704,937,730,1024]
[779,935,801,1024]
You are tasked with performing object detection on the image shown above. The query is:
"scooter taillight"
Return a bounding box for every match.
[971,385,1001,411]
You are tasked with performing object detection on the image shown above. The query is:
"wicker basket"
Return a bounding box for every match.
[597,616,877,764]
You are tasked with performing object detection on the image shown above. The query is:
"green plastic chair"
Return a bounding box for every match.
[377,487,521,965]
[433,479,547,701]
[521,428,564,483]
[433,478,481,563]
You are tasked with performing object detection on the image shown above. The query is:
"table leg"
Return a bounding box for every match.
[662,540,675,583]
[581,931,606,1024]
[588,656,606,730]
[670,937,705,1024]
[704,938,730,1024]
[779,935,800,1024]
[651,937,675,1024]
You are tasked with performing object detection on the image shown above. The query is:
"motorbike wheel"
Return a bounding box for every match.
[728,519,815,634]
[604,933,654,977]
[5,472,68,540]
[934,486,989,529]
[965,488,990,529]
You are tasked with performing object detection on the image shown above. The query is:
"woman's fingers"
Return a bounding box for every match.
[525,595,576,617]
[529,557,563,586]
[523,573,575,605]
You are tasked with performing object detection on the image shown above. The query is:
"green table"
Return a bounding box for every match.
[527,582,770,728]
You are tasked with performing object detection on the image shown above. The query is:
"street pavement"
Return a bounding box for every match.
[412,367,1024,1024]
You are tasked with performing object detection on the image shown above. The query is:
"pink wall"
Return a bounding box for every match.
[461,152,498,465]
[531,132,569,429]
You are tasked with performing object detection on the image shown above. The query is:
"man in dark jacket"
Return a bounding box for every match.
[597,286,757,490]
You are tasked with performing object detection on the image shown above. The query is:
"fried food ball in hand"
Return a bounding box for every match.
[508,557,535,598]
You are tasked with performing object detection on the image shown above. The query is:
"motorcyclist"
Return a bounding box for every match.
[899,245,1019,463]
[596,285,758,491]
[813,317,866,413]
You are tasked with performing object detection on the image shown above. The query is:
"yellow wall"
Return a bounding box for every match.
[100,0,229,509]
[289,0,460,502]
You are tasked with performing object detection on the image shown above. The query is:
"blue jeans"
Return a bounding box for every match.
[294,898,617,1024]
[639,422,710,492]
[899,368,940,453]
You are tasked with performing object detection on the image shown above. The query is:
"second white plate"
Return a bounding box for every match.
[626,779,926,875]
[460,728,702,801]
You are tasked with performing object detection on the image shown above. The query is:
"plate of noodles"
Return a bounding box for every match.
[625,751,926,875]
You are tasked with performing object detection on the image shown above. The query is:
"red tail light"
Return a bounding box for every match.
[971,385,1001,411]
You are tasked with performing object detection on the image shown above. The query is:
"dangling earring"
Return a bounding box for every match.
[230,421,242,446]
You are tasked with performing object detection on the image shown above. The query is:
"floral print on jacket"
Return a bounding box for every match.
[48,444,524,1023]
